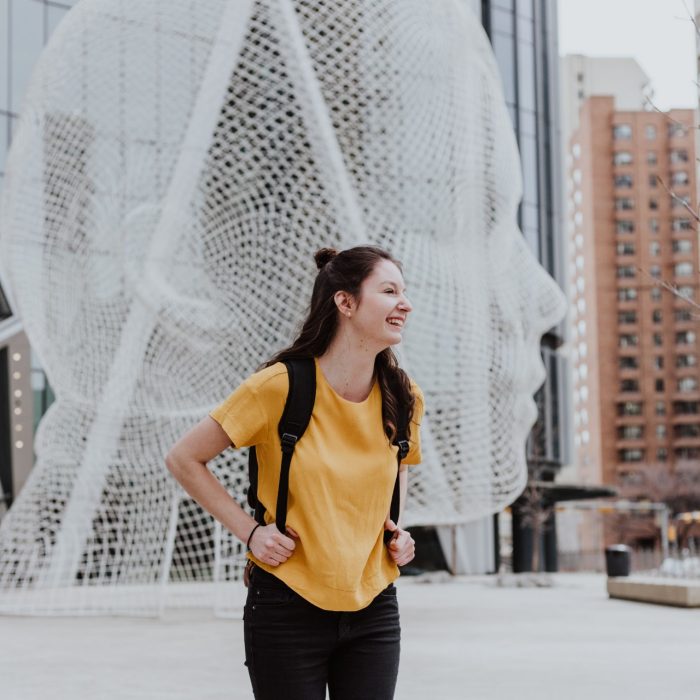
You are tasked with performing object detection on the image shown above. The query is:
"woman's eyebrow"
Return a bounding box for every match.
[380,280,407,292]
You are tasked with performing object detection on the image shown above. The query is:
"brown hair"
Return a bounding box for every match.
[263,245,415,442]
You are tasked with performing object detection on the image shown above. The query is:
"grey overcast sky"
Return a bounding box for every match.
[558,0,697,111]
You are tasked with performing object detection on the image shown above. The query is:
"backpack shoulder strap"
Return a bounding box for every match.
[275,358,316,532]
[384,396,411,544]
[247,358,316,528]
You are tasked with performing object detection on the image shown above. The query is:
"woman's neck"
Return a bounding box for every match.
[317,342,377,403]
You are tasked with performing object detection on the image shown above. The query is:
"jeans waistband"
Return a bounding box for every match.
[250,564,290,589]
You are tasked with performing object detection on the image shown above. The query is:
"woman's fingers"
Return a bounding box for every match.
[286,526,300,539]
[388,528,415,566]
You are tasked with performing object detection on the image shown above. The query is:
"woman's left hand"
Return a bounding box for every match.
[384,518,415,566]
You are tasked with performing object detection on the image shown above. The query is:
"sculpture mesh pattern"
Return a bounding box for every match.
[0,0,566,614]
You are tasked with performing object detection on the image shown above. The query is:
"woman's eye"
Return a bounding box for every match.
[384,289,395,294]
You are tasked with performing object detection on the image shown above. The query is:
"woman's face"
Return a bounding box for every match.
[349,259,413,351]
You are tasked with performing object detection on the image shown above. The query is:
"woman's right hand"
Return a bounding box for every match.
[248,524,299,566]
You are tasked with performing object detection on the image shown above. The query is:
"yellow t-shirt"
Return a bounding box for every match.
[209,357,424,611]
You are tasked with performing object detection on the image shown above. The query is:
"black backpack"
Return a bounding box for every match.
[247,358,410,545]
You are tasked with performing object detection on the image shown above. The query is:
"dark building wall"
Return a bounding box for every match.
[483,0,569,571]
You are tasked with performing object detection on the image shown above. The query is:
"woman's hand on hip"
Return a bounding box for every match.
[249,524,299,566]
[384,518,415,567]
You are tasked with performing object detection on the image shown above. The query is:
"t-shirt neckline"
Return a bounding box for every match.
[314,357,378,406]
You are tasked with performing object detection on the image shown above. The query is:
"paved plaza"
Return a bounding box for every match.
[2,573,698,700]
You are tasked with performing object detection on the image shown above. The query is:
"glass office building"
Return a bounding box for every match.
[485,0,569,571]
[1,0,76,515]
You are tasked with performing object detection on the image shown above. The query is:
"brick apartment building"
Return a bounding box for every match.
[568,96,698,543]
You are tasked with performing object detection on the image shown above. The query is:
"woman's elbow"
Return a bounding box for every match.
[165,449,183,477]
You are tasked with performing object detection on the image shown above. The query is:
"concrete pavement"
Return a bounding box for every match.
[1,573,698,699]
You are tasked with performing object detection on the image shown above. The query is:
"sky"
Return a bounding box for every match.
[558,0,698,111]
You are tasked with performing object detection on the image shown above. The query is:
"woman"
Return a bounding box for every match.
[165,245,424,699]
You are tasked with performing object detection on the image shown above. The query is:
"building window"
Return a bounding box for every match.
[672,218,693,231]
[652,309,662,323]
[653,333,663,347]
[677,285,694,299]
[618,287,637,301]
[649,219,659,234]
[572,143,581,158]
[613,124,632,139]
[673,424,700,438]
[614,174,633,188]
[670,149,689,164]
[619,449,644,462]
[619,356,639,369]
[675,262,693,277]
[671,195,691,209]
[668,123,688,138]
[675,309,693,322]
[676,330,696,345]
[650,287,662,301]
[619,334,638,347]
[614,151,633,166]
[618,310,637,324]
[653,356,664,370]
[619,401,643,416]
[674,447,700,459]
[655,378,665,392]
[656,448,668,462]
[671,171,689,186]
[617,242,635,255]
[673,401,699,415]
[649,198,658,210]
[656,424,667,439]
[615,198,634,211]
[616,220,635,234]
[655,401,666,416]
[648,174,658,188]
[649,266,661,278]
[647,151,657,165]
[621,379,640,392]
[676,354,697,367]
[645,125,657,140]
[650,241,660,256]
[673,240,692,254]
[616,265,636,278]
[618,425,643,439]
[678,377,699,393]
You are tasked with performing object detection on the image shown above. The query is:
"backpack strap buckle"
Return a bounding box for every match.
[280,432,299,454]
[397,440,409,460]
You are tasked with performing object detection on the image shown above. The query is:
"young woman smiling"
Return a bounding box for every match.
[165,245,424,699]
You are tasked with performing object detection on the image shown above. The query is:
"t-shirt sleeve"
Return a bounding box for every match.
[209,380,269,448]
[403,382,425,466]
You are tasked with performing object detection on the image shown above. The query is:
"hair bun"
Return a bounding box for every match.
[314,247,338,270]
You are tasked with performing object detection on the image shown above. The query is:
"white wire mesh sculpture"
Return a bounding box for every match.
[0,0,566,614]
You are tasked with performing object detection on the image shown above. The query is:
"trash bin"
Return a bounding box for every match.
[605,544,631,577]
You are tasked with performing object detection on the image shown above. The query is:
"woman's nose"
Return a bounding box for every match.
[398,295,412,312]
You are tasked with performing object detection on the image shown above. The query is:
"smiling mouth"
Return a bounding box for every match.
[387,317,404,328]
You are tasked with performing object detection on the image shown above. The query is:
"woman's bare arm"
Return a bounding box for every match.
[165,416,297,564]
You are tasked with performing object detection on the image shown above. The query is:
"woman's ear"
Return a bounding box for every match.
[333,290,355,317]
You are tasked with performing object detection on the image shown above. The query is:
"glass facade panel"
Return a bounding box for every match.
[492,6,515,34]
[0,0,9,112]
[491,30,516,106]
[520,131,539,207]
[10,0,45,113]
[515,0,533,19]
[0,112,7,165]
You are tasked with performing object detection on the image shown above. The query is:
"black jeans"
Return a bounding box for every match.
[243,566,401,699]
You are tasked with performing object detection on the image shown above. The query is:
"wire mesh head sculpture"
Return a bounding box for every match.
[0,0,566,613]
